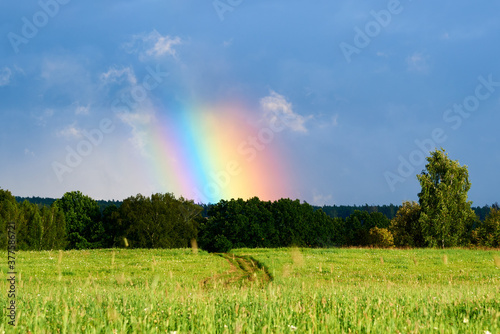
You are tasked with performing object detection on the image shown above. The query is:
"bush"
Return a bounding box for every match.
[368,227,394,248]
[475,208,500,247]
[213,235,233,253]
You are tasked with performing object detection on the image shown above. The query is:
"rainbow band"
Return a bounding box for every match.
[148,102,290,203]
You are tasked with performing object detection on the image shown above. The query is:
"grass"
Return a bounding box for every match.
[1,248,499,333]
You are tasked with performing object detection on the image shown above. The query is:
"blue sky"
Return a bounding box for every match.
[1,0,499,205]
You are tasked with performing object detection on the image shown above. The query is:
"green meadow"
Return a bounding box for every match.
[2,248,500,333]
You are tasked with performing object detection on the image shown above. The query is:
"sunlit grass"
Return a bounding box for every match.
[1,248,499,333]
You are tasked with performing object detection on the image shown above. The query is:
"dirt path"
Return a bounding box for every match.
[201,253,273,288]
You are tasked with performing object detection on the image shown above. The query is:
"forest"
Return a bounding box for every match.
[1,149,499,251]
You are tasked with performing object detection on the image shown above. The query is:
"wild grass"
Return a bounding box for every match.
[1,248,499,333]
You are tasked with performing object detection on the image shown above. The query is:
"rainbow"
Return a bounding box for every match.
[146,101,292,203]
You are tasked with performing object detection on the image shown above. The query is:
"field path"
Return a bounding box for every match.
[201,253,273,288]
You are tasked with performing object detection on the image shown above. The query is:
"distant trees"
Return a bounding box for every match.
[342,211,390,246]
[199,197,398,252]
[417,149,476,248]
[1,153,499,252]
[1,188,67,250]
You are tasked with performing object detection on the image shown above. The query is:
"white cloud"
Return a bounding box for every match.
[117,109,154,155]
[260,90,311,133]
[33,109,54,126]
[24,148,35,157]
[146,34,181,57]
[406,52,430,73]
[311,191,333,206]
[331,114,339,127]
[56,123,82,139]
[100,67,137,86]
[124,30,182,60]
[41,58,88,84]
[0,67,12,86]
[74,103,90,115]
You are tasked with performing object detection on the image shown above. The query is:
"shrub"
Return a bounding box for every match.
[368,227,394,248]
[213,235,233,253]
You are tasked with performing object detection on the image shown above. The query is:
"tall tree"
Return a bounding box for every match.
[121,193,199,248]
[40,203,67,250]
[417,148,476,248]
[101,204,124,248]
[0,188,19,249]
[55,191,103,249]
[22,200,43,250]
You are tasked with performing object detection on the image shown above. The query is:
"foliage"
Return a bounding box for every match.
[474,207,500,247]
[213,234,233,252]
[390,201,425,247]
[121,193,201,248]
[1,183,498,251]
[368,227,394,248]
[342,210,390,246]
[0,188,18,249]
[417,148,477,248]
[55,191,103,249]
[320,203,400,220]
[198,197,344,251]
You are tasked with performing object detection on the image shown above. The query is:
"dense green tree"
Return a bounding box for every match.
[55,191,103,249]
[417,149,477,248]
[40,204,67,250]
[272,198,310,247]
[0,188,19,249]
[390,201,425,247]
[22,200,43,250]
[121,193,199,248]
[343,211,390,246]
[199,198,249,251]
[200,197,349,251]
[101,204,124,248]
[474,207,500,247]
[177,196,203,244]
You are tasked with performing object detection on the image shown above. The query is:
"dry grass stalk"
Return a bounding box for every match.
[494,256,500,268]
[191,239,199,254]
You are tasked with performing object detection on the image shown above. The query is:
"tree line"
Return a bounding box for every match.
[1,190,202,251]
[1,149,499,251]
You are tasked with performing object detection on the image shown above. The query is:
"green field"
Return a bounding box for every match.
[2,248,499,333]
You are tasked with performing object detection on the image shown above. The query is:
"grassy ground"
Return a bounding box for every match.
[1,248,499,333]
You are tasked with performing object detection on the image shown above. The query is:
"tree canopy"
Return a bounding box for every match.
[417,148,477,248]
